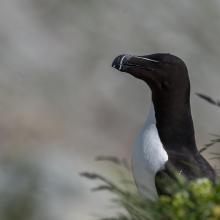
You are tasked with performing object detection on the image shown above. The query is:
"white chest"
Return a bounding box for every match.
[132,104,168,198]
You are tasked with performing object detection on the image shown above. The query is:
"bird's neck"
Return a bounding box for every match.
[151,97,197,153]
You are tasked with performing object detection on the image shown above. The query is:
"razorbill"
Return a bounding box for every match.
[112,53,216,198]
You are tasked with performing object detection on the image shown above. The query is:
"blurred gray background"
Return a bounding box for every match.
[0,0,220,219]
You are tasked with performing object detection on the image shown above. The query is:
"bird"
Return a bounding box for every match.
[112,53,216,198]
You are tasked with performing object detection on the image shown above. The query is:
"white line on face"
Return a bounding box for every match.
[136,56,159,63]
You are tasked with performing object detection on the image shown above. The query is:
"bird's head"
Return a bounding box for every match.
[112,53,190,103]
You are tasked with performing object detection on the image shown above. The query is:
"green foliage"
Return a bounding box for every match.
[81,157,220,220]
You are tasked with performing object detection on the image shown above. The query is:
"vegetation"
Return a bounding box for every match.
[81,157,220,220]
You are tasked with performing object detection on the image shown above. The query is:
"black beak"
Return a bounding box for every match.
[112,54,159,72]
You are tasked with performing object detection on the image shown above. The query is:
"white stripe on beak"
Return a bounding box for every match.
[119,55,127,71]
